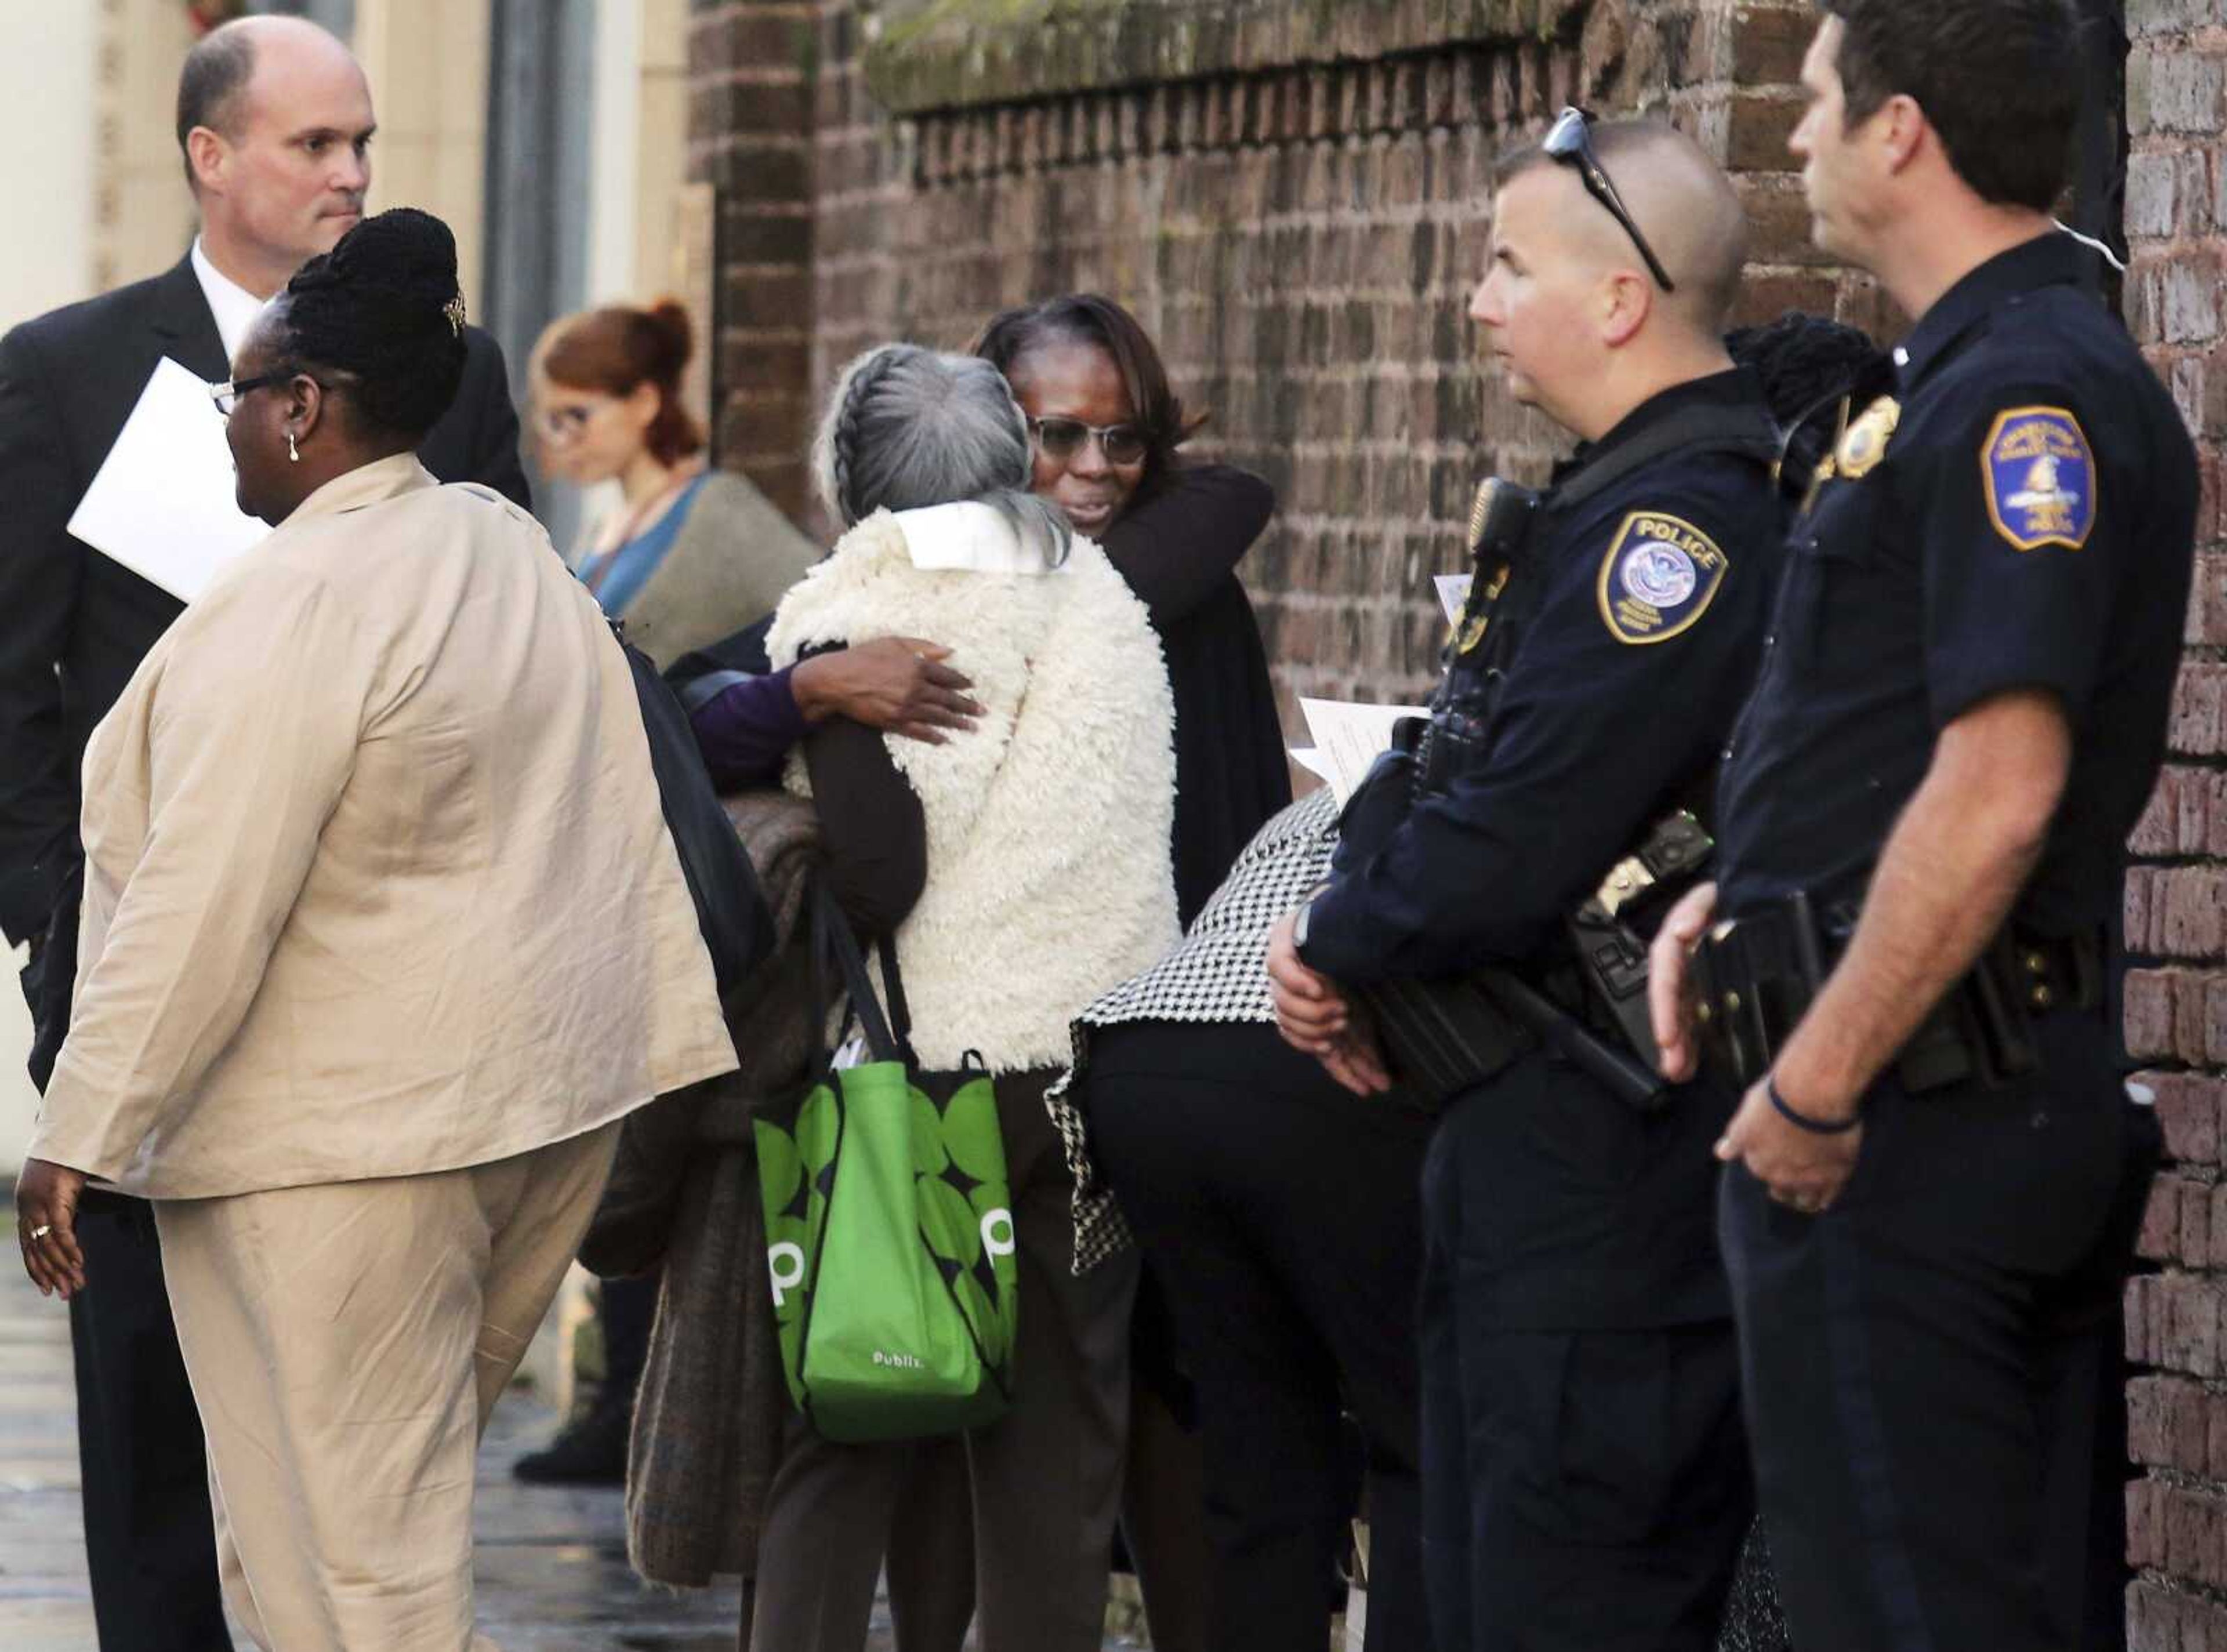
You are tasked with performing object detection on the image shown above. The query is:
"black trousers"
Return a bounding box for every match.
[1086,1019,1435,1652]
[598,1271,658,1408]
[1421,1052,1751,1652]
[69,1190,233,1651]
[23,921,231,1652]
[1721,1011,2146,1652]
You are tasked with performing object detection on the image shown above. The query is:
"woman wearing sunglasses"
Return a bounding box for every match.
[868,298,1289,1652]
[980,295,1287,931]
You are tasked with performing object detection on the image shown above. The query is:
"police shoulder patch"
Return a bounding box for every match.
[1596,511,1729,646]
[1982,406,2097,552]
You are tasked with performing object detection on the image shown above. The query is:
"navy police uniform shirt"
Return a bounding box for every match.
[1301,368,1784,985]
[1714,233,2199,934]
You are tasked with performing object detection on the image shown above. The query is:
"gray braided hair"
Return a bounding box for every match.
[811,343,1073,565]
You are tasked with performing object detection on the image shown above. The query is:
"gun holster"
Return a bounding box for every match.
[1695,894,2103,1094]
[1566,810,1717,1076]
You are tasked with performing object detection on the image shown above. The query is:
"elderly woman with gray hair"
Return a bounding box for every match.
[746,343,1180,1650]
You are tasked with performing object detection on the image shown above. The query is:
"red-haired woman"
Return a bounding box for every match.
[531,300,817,669]
[515,300,818,1488]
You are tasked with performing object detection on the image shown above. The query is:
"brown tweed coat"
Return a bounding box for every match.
[579,789,826,1588]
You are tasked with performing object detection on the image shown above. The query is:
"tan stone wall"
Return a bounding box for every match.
[637,0,694,299]
[355,0,493,314]
[93,0,200,291]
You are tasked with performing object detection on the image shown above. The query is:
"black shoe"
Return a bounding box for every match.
[512,1402,630,1486]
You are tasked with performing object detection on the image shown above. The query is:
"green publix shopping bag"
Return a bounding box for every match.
[753,891,1019,1443]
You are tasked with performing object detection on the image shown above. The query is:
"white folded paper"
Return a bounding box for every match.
[1434,573,1473,625]
[1294,696,1427,808]
[66,357,267,603]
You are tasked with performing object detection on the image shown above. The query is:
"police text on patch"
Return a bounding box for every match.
[1595,512,1730,646]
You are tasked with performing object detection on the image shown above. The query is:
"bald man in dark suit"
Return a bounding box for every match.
[0,18,527,1648]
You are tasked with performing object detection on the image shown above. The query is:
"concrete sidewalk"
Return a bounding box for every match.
[0,1235,1169,1650]
[0,1247,746,1651]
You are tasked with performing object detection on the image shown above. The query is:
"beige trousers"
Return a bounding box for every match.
[154,1124,621,1652]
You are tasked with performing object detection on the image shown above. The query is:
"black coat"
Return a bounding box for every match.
[0,253,531,948]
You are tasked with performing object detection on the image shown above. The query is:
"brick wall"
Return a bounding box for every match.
[687,0,2227,1641]
[688,0,1877,713]
[2120,6,2227,1646]
[689,0,820,520]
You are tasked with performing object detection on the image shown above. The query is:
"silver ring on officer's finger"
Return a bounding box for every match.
[27,1225,51,1241]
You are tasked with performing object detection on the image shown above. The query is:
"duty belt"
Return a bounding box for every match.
[1694,891,2104,1095]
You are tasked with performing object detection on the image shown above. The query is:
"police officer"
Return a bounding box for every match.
[1648,5,2200,1650]
[1270,119,1783,1651]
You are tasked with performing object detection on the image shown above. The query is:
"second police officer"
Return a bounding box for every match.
[1650,2,2200,1650]
[1270,119,1787,1651]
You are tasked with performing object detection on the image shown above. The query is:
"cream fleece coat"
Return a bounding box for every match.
[768,508,1180,1073]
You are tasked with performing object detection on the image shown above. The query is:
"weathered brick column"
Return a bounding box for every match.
[2121,6,2227,1644]
[689,0,819,520]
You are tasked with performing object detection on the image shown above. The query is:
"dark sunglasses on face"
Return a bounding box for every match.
[1542,106,1678,294]
[1029,415,1149,467]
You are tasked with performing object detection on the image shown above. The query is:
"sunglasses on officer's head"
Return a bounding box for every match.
[1029,415,1149,467]
[1542,107,1678,294]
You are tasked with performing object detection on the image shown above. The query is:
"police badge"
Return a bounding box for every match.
[1597,512,1730,645]
[1834,395,1901,480]
[1982,406,2096,551]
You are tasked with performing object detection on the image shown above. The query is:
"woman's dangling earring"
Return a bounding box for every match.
[288,430,300,463]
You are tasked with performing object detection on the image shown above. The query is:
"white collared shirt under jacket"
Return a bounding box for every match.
[32,453,737,1198]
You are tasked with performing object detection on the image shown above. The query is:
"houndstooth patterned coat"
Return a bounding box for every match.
[1050,787,1342,1272]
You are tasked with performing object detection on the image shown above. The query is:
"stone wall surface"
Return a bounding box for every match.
[2121,7,2227,1648]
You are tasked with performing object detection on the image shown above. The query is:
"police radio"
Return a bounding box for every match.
[1337,477,1541,859]
[1468,475,1541,566]
[1409,478,1542,801]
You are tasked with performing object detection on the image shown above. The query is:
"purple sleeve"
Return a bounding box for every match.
[687,666,809,791]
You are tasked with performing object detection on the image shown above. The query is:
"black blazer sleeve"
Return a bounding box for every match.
[1097,461,1275,623]
[423,328,531,512]
[0,322,86,945]
[802,717,927,941]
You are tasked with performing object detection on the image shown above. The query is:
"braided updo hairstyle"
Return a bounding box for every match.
[267,206,468,442]
[810,343,1073,563]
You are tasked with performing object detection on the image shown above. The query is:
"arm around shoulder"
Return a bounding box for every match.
[1098,461,1276,622]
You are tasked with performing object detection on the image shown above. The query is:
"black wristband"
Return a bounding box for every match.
[1768,1074,1861,1135]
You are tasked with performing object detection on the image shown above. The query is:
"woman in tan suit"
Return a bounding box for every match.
[14,209,734,1652]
